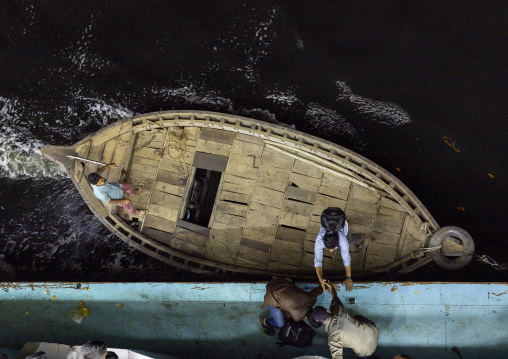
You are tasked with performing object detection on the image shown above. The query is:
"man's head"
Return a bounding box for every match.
[25,353,46,359]
[323,232,339,250]
[87,173,104,186]
[307,306,330,328]
[79,341,108,359]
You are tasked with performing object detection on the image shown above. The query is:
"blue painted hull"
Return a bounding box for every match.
[1,282,507,358]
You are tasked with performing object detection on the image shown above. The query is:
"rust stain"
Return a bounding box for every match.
[191,286,211,290]
[391,286,398,292]
[491,290,508,297]
[354,285,371,289]
[443,136,461,152]
[488,173,495,179]
[52,295,56,299]
[121,304,125,308]
[457,207,465,211]
[395,167,401,172]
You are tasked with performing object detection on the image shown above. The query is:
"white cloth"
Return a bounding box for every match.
[313,222,351,268]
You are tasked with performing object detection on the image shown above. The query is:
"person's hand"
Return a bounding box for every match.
[122,198,131,205]
[108,163,117,168]
[343,278,354,292]
[320,279,327,294]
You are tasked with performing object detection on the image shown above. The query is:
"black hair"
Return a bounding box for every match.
[321,207,346,232]
[323,232,339,249]
[87,173,102,185]
[79,341,107,359]
[25,352,46,359]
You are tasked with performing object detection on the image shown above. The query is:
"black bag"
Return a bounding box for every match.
[276,318,315,348]
[321,207,346,232]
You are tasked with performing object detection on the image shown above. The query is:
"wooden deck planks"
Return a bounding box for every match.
[261,147,294,170]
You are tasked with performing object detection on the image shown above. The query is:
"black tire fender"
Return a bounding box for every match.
[428,226,475,270]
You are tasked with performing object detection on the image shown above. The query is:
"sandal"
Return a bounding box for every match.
[259,316,275,336]
[351,234,365,253]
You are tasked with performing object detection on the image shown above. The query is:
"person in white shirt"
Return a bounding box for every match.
[314,208,364,293]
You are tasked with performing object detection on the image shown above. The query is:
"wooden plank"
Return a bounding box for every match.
[159,157,191,175]
[137,130,165,149]
[255,176,287,192]
[322,173,352,188]
[204,239,238,265]
[222,182,254,195]
[378,206,407,218]
[240,237,271,253]
[237,245,269,264]
[130,162,158,177]
[225,163,258,179]
[260,148,294,170]
[292,160,324,178]
[132,156,159,168]
[210,221,243,237]
[371,230,401,246]
[154,181,185,197]
[74,140,91,181]
[278,211,310,230]
[349,185,380,204]
[315,194,344,208]
[141,227,173,246]
[116,131,137,183]
[214,212,246,228]
[380,196,406,212]
[257,164,291,183]
[285,186,317,204]
[143,215,177,233]
[367,241,398,258]
[133,146,164,160]
[364,253,394,270]
[249,201,281,218]
[242,227,275,245]
[348,223,372,235]
[85,142,105,174]
[268,261,299,272]
[231,139,264,157]
[156,170,188,187]
[282,200,314,217]
[192,152,228,172]
[400,233,422,258]
[198,128,236,145]
[270,244,301,265]
[275,226,307,244]
[209,227,242,245]
[196,139,232,157]
[171,237,205,257]
[346,199,378,215]
[373,222,403,234]
[318,182,350,201]
[176,219,211,236]
[183,126,200,140]
[244,218,277,236]
[273,238,303,252]
[99,138,118,179]
[246,209,279,226]
[235,133,265,144]
[345,209,375,227]
[407,220,423,241]
[219,190,250,204]
[147,203,179,222]
[375,214,405,228]
[173,227,208,247]
[307,221,321,234]
[224,173,256,188]
[150,190,183,210]
[289,172,321,191]
[91,124,121,146]
[216,201,249,217]
[251,186,285,208]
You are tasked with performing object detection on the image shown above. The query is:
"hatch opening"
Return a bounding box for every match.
[183,168,222,227]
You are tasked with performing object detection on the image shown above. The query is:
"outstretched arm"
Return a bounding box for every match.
[98,163,117,174]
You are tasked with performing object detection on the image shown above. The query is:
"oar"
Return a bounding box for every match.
[66,155,117,168]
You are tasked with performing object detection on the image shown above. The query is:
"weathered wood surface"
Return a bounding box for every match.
[77,123,428,276]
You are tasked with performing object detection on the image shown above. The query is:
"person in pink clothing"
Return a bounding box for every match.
[87,163,146,217]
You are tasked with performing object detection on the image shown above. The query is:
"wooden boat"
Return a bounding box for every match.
[41,111,475,279]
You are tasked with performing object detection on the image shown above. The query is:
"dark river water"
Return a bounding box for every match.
[0,1,506,282]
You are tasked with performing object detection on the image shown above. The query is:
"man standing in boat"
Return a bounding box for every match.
[87,163,146,217]
[314,207,364,292]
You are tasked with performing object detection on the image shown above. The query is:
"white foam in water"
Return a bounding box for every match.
[336,80,411,126]
[0,128,66,180]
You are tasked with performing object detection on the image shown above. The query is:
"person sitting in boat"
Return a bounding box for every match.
[314,207,364,293]
[308,282,379,359]
[87,163,146,217]
[259,277,323,336]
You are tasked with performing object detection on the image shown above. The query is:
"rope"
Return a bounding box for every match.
[146,119,188,177]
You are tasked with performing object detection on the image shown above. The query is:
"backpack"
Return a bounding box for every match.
[276,318,315,348]
[320,207,346,232]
